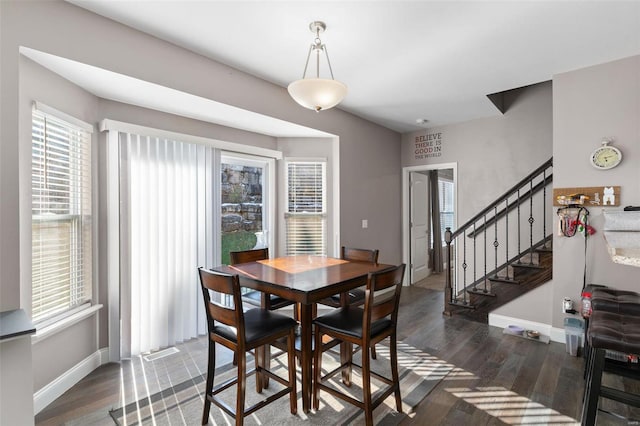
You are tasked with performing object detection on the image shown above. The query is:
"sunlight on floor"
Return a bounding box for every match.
[446,386,579,425]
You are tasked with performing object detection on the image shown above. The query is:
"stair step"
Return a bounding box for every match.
[449,300,476,309]
[536,245,553,253]
[467,288,497,297]
[511,262,544,270]
[489,276,521,284]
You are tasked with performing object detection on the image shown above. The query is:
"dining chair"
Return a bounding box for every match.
[230,248,298,369]
[230,248,296,312]
[198,267,297,426]
[317,246,380,358]
[312,263,406,426]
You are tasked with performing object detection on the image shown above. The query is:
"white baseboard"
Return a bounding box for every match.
[488,313,566,344]
[33,347,110,414]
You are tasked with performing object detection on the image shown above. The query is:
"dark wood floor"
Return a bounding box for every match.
[35,274,637,425]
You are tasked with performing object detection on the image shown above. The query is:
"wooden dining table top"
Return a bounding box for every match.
[216,255,392,304]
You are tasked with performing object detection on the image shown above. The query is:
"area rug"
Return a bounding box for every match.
[110,342,451,425]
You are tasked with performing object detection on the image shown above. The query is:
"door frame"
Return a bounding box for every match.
[402,162,457,286]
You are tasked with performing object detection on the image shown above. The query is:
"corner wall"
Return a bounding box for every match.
[550,55,640,329]
[401,82,554,324]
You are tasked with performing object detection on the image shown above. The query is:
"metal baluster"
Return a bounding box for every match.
[529,179,535,264]
[543,168,548,247]
[472,221,477,292]
[462,232,468,305]
[483,214,488,293]
[493,205,499,279]
[505,197,510,280]
[516,189,521,264]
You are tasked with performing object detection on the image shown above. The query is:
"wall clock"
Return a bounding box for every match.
[590,139,622,170]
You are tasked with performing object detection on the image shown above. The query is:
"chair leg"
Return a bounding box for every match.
[287,328,298,415]
[371,345,377,360]
[581,347,605,426]
[236,351,247,426]
[362,342,374,426]
[341,341,353,386]
[263,345,271,389]
[313,327,324,410]
[255,345,263,394]
[202,340,216,425]
[390,334,402,413]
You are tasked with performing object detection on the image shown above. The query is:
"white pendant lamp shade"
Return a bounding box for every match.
[288,21,347,112]
[287,78,348,112]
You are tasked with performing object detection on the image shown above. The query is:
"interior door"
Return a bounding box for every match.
[410,172,430,283]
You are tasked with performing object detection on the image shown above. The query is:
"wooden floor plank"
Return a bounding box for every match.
[36,280,594,426]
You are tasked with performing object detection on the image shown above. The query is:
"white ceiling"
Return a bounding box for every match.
[66,1,640,134]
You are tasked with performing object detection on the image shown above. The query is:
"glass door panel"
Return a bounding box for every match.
[220,153,271,266]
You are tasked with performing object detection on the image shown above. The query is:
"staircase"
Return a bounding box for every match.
[443,158,553,322]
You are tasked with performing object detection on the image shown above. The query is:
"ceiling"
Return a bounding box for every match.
[66,1,640,134]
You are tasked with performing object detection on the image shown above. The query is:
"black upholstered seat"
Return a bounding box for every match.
[581,309,640,425]
[591,288,640,316]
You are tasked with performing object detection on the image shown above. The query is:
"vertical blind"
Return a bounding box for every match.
[31,109,92,324]
[285,161,326,255]
[121,133,201,356]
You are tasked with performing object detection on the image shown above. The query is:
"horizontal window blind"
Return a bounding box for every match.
[32,109,92,324]
[285,161,326,255]
[438,179,455,244]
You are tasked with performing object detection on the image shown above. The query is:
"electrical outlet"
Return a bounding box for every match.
[362,219,368,229]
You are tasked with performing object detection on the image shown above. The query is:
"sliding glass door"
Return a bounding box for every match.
[220,153,274,265]
[117,135,275,358]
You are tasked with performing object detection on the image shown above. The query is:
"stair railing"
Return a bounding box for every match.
[443,158,553,315]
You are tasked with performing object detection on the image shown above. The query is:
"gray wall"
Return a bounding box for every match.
[549,55,640,328]
[1,0,401,400]
[402,82,553,235]
[402,82,554,324]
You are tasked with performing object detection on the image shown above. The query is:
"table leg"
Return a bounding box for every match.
[339,292,353,386]
[300,303,313,413]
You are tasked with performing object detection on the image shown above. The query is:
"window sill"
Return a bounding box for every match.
[32,304,103,344]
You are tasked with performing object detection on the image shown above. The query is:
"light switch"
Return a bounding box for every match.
[362,219,368,229]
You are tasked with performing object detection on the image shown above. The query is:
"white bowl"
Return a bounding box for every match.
[506,325,524,335]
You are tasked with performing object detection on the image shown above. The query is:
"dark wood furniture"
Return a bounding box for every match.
[230,248,295,311]
[313,264,406,425]
[317,247,381,360]
[214,255,392,413]
[197,268,297,425]
[317,247,379,308]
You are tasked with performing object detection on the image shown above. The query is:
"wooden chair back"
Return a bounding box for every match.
[198,267,245,343]
[363,264,406,328]
[230,247,269,265]
[341,246,379,264]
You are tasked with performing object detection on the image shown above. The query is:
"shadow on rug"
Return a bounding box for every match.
[110,342,452,425]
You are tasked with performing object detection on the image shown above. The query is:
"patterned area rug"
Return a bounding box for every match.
[110,342,452,425]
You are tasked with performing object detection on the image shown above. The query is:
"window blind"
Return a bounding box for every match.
[439,179,455,243]
[285,161,326,255]
[32,109,92,324]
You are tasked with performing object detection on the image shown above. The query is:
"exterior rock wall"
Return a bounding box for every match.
[221,165,263,232]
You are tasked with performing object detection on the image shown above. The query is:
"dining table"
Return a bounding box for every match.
[213,255,392,413]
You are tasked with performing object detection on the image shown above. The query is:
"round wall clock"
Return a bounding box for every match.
[589,139,622,170]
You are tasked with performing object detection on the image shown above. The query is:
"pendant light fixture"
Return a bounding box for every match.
[287,21,347,112]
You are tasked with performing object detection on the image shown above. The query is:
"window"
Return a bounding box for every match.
[31,107,92,325]
[438,179,455,244]
[285,160,326,255]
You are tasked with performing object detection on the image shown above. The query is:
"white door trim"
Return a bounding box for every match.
[402,162,457,286]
